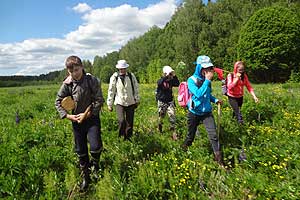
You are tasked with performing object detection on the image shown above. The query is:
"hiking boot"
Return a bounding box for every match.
[79,164,90,192]
[181,144,188,152]
[90,161,100,181]
[214,151,224,166]
[158,123,162,133]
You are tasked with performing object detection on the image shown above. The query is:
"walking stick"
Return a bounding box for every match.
[217,103,221,139]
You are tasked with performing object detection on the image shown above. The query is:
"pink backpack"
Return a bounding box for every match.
[177,76,197,108]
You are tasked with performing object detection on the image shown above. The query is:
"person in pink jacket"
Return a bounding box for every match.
[227,61,259,124]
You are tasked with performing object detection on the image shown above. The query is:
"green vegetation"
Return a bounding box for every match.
[2,0,300,87]
[238,5,300,83]
[1,82,299,199]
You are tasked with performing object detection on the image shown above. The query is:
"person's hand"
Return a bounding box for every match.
[167,72,174,80]
[216,100,223,105]
[66,114,79,122]
[134,102,140,109]
[86,111,92,118]
[204,70,214,80]
[254,96,259,103]
[108,106,113,112]
[75,113,85,123]
[236,73,242,79]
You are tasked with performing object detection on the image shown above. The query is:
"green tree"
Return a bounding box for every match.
[83,60,93,74]
[238,5,300,82]
[100,65,115,83]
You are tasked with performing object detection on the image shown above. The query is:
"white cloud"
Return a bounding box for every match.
[0,0,177,76]
[72,3,92,13]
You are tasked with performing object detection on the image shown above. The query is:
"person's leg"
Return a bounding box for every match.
[116,104,126,138]
[167,101,177,140]
[202,113,220,152]
[228,96,243,123]
[87,116,103,178]
[158,101,167,132]
[202,113,223,165]
[167,101,176,130]
[237,97,244,123]
[124,105,135,140]
[182,111,200,148]
[72,122,90,191]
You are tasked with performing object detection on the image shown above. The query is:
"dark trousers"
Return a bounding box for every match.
[183,111,220,152]
[72,115,103,167]
[116,104,135,140]
[228,96,244,123]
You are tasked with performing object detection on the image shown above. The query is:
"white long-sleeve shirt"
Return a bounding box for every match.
[107,72,140,107]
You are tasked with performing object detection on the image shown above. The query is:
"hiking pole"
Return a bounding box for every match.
[217,103,221,139]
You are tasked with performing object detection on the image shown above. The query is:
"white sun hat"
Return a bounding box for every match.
[116,60,129,69]
[163,66,174,75]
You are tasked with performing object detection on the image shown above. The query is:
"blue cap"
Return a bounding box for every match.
[194,55,214,68]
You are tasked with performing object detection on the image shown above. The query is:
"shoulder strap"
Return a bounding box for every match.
[86,73,93,94]
[190,75,203,87]
[128,72,135,97]
[114,72,136,100]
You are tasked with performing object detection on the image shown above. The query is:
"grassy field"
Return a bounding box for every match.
[0,82,300,199]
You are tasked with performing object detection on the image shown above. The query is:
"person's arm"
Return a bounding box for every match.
[90,77,104,115]
[227,73,240,89]
[107,73,117,111]
[55,84,70,119]
[55,83,81,122]
[131,73,140,103]
[170,74,180,87]
[189,70,214,99]
[157,76,168,90]
[244,75,259,103]
[188,78,211,99]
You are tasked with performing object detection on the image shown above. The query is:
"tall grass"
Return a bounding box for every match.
[0,82,299,199]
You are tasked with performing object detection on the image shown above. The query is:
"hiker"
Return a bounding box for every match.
[156,65,180,139]
[107,59,140,141]
[55,56,104,192]
[226,61,259,124]
[181,55,223,165]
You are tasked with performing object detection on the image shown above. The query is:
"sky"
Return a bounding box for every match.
[0,0,208,76]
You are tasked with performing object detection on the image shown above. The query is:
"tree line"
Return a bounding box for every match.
[91,0,300,84]
[2,0,300,87]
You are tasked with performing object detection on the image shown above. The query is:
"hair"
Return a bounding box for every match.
[234,61,245,80]
[235,61,245,68]
[65,56,82,69]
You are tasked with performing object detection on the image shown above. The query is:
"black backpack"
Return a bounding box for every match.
[115,72,136,101]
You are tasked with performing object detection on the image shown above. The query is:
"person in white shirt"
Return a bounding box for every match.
[107,60,140,140]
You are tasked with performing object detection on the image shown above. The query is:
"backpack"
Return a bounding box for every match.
[114,72,136,101]
[65,73,94,96]
[177,76,198,108]
[222,73,233,96]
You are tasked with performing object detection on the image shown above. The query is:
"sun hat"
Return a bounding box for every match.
[61,96,75,111]
[116,60,129,69]
[194,55,214,68]
[163,66,174,75]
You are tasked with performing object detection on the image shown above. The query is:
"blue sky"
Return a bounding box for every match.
[0,0,209,76]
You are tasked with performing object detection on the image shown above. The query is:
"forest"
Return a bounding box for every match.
[1,0,300,87]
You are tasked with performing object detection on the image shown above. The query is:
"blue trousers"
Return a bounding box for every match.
[72,115,103,166]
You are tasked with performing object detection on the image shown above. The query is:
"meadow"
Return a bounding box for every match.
[0,82,299,199]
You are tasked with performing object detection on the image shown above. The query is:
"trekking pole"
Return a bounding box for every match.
[217,103,221,139]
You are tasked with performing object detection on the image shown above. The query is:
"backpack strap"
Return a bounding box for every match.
[128,72,135,98]
[114,72,136,101]
[190,75,203,88]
